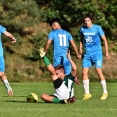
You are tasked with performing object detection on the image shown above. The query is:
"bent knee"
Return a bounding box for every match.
[41,94,47,99]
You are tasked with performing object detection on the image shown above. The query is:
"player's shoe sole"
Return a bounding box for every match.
[83,93,92,100]
[100,93,108,100]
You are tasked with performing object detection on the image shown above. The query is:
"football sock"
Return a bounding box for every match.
[52,97,61,103]
[83,79,90,94]
[43,56,51,66]
[100,79,108,94]
[3,79,11,91]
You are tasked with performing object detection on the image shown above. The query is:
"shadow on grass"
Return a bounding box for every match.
[0,100,46,104]
[2,96,26,97]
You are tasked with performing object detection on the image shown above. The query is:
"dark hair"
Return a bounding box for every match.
[55,64,64,70]
[83,13,93,21]
[49,18,61,26]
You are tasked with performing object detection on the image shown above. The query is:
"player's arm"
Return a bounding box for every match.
[67,50,77,77]
[3,31,16,44]
[78,37,83,58]
[44,39,52,53]
[101,35,110,59]
[70,40,80,59]
[80,37,83,54]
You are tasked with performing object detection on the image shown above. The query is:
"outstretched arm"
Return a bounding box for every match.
[67,50,77,77]
[4,31,16,44]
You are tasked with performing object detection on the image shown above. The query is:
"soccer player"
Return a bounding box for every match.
[0,25,16,96]
[40,49,77,104]
[79,13,110,100]
[43,18,80,84]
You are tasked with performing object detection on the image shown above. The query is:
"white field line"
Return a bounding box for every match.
[0,108,117,111]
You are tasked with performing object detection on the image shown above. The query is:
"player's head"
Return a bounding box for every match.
[49,18,61,30]
[55,65,65,79]
[83,13,93,28]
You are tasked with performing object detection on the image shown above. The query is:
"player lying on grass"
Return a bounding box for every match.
[40,49,77,104]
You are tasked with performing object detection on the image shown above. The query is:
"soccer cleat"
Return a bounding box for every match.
[39,48,46,57]
[74,76,80,85]
[100,93,108,100]
[83,93,92,100]
[7,87,13,96]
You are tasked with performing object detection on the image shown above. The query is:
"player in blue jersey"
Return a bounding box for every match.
[40,50,77,104]
[42,18,80,84]
[79,13,110,100]
[0,25,16,96]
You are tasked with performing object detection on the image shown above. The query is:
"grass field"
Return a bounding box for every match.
[0,82,117,117]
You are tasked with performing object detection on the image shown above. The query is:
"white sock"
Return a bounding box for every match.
[83,79,90,94]
[3,79,11,91]
[100,79,108,94]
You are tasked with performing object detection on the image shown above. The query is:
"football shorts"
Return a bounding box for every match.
[82,52,103,68]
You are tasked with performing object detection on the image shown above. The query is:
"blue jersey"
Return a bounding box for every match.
[79,24,104,53]
[0,25,6,56]
[48,29,73,56]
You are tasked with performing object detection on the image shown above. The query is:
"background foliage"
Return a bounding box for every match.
[0,0,117,82]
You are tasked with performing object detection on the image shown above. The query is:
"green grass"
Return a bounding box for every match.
[0,82,117,117]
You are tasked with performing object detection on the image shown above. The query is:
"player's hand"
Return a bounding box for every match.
[105,52,110,59]
[77,49,83,59]
[10,38,16,44]
[67,50,71,59]
[77,54,82,59]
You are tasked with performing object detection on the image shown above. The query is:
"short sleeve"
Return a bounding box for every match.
[97,25,105,37]
[0,25,6,33]
[68,32,73,41]
[48,31,53,40]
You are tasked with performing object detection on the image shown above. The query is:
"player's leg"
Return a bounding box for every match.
[82,68,92,100]
[43,56,56,75]
[52,55,61,67]
[94,52,108,100]
[62,55,71,75]
[82,54,92,100]
[96,68,108,100]
[41,94,68,104]
[39,48,59,81]
[0,57,13,96]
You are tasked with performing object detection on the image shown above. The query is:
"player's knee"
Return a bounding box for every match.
[82,69,88,75]
[41,94,46,100]
[0,72,5,79]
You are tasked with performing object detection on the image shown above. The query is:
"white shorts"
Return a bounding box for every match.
[53,82,70,100]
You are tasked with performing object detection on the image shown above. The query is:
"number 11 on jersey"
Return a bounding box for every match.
[58,34,66,46]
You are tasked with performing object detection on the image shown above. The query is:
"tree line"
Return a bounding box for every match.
[0,0,117,81]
